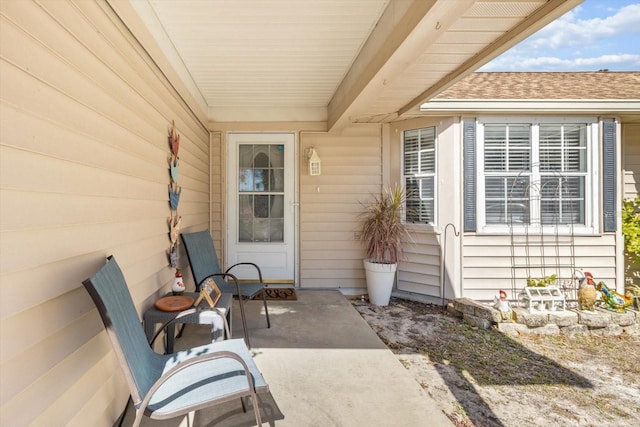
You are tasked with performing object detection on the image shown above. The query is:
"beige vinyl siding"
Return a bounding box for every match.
[0,1,209,426]
[461,234,617,301]
[397,228,441,295]
[299,125,382,288]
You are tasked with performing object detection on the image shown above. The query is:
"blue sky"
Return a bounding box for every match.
[481,0,640,71]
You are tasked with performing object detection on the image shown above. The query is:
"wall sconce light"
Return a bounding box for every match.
[306,147,321,176]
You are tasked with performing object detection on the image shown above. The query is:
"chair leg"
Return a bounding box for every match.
[241,395,263,426]
[251,394,263,426]
[237,294,251,348]
[262,292,271,328]
[132,408,145,427]
[176,323,187,338]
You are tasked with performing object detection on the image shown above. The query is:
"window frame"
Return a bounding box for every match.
[476,117,599,235]
[402,126,438,226]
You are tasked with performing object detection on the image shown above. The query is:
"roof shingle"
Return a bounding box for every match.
[434,72,640,100]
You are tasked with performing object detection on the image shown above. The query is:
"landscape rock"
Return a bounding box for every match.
[450,298,637,336]
[474,304,503,323]
[575,309,611,327]
[548,310,578,327]
[590,324,623,336]
[512,307,548,327]
[446,302,463,318]
[597,308,636,326]
[453,298,503,323]
[523,324,560,335]
[462,313,493,329]
[453,298,478,316]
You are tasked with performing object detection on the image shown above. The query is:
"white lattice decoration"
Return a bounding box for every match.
[518,286,566,313]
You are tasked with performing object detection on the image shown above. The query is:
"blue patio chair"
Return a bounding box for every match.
[181,230,271,348]
[82,256,270,427]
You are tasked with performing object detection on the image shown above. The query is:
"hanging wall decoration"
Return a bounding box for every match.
[167,121,182,267]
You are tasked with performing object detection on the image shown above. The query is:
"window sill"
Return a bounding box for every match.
[477,225,600,236]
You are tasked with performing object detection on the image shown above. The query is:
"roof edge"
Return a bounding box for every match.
[420,99,640,113]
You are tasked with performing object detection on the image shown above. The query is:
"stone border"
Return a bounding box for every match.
[448,298,640,337]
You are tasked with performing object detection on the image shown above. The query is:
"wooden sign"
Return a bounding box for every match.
[193,278,222,308]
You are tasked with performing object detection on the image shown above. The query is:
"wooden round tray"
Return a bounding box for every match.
[154,295,194,312]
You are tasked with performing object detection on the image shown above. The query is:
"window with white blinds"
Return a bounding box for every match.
[539,124,587,225]
[479,120,593,231]
[484,124,532,225]
[403,126,436,225]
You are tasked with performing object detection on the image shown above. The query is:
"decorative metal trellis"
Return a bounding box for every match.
[507,169,579,308]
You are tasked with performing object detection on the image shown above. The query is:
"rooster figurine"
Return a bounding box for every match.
[493,290,514,321]
[596,281,633,313]
[577,271,597,311]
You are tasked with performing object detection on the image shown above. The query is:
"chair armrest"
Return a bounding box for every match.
[226,262,264,283]
[138,349,257,417]
[198,272,244,300]
[149,306,231,349]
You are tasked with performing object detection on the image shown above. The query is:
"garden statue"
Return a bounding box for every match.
[172,268,185,295]
[597,281,633,313]
[493,290,513,321]
[577,271,597,311]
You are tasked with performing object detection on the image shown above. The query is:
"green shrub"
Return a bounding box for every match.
[526,274,557,287]
[623,197,640,287]
[622,197,640,265]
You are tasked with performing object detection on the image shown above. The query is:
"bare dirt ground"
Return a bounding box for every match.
[351,297,640,427]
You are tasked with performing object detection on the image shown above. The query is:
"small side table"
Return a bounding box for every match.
[143,292,232,353]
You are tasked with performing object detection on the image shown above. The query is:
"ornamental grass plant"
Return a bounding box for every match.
[359,184,411,264]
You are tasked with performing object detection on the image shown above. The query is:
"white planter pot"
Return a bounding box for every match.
[363,260,397,306]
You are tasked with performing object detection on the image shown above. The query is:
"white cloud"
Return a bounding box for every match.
[482,2,640,71]
[528,4,640,49]
[574,53,640,66]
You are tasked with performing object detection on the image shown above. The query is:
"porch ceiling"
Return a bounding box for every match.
[116,0,582,130]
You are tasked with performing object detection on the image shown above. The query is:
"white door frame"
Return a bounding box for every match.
[226,132,298,283]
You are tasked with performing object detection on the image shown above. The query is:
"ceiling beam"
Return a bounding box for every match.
[327,0,448,132]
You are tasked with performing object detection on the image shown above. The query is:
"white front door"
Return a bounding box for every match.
[226,133,295,281]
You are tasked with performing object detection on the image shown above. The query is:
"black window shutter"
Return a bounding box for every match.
[602,121,617,232]
[463,119,476,232]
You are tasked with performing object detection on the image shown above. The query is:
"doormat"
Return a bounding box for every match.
[258,287,297,301]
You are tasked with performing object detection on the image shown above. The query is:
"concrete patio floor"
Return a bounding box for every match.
[127,290,453,426]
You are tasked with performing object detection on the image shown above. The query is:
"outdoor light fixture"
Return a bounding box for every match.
[306,147,321,176]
